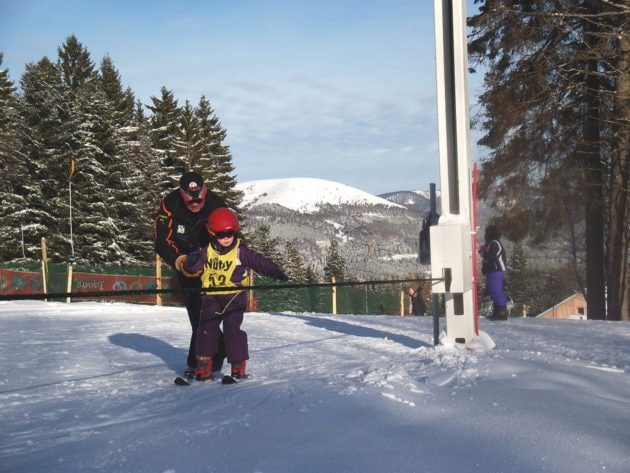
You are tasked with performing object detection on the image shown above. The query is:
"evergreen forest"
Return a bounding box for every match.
[0,35,242,266]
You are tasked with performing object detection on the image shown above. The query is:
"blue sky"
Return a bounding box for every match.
[1,0,483,195]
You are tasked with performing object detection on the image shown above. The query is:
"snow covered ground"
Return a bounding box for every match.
[1,300,629,473]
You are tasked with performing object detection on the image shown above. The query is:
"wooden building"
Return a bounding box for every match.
[538,293,587,320]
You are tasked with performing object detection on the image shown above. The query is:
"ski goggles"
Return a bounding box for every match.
[179,185,208,204]
[214,230,236,239]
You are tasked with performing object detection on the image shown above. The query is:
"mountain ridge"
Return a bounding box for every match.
[236,177,430,279]
[236,177,407,213]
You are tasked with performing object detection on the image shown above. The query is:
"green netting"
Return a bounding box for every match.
[1,263,409,315]
[71,264,158,276]
[252,277,401,315]
[0,261,174,277]
[0,261,42,272]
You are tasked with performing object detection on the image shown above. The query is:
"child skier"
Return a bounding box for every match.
[180,207,288,381]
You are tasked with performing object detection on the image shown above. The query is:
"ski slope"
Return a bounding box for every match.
[1,301,629,473]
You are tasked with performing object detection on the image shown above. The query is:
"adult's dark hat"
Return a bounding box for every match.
[179,172,205,200]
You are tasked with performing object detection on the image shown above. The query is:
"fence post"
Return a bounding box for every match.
[401,291,406,316]
[331,276,337,315]
[247,269,255,311]
[41,238,48,302]
[66,263,73,303]
[155,254,163,306]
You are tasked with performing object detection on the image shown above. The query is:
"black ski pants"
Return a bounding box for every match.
[178,273,226,369]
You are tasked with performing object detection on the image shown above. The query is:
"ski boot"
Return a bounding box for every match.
[490,306,508,321]
[195,355,213,381]
[231,360,247,380]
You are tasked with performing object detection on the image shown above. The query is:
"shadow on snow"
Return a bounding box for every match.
[109,333,185,372]
[270,312,430,349]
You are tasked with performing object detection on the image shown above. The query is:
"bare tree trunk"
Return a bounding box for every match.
[607,154,629,320]
[607,28,630,321]
[583,49,607,319]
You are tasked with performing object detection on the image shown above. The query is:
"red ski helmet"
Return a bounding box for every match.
[206,207,239,235]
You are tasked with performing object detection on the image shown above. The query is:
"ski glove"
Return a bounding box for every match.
[175,254,203,278]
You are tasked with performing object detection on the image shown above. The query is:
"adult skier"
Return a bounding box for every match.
[154,171,227,377]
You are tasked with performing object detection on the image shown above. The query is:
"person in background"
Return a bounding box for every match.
[479,224,508,320]
[408,287,427,316]
[154,171,227,378]
[180,208,288,381]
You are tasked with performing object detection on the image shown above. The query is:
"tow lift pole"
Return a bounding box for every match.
[431,0,494,347]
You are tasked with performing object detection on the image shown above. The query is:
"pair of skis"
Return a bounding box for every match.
[174,373,245,386]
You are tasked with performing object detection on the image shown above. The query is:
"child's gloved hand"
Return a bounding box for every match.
[175,254,203,278]
[174,255,187,272]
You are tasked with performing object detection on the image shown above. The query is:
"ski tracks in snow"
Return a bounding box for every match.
[255,313,485,409]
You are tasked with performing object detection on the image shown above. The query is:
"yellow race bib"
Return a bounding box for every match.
[200,241,249,294]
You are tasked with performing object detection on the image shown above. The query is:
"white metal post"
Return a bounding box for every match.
[431,0,487,345]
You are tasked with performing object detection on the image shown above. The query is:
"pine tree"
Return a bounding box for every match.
[306,265,320,284]
[147,87,181,190]
[98,55,134,127]
[323,238,347,282]
[246,223,283,263]
[55,37,130,264]
[507,242,540,317]
[117,133,162,264]
[0,53,30,260]
[468,1,629,320]
[20,57,71,260]
[116,102,162,264]
[194,96,216,179]
[0,54,23,176]
[69,80,123,264]
[284,241,307,282]
[57,35,97,93]
[172,100,203,172]
[194,96,243,209]
[96,54,152,263]
[133,99,146,125]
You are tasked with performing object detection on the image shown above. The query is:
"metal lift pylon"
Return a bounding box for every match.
[430,0,495,348]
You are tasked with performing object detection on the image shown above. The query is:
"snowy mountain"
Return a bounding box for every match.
[236,178,425,279]
[236,177,405,213]
[379,189,434,214]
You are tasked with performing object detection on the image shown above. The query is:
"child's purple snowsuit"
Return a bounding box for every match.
[480,239,508,308]
[183,239,287,365]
